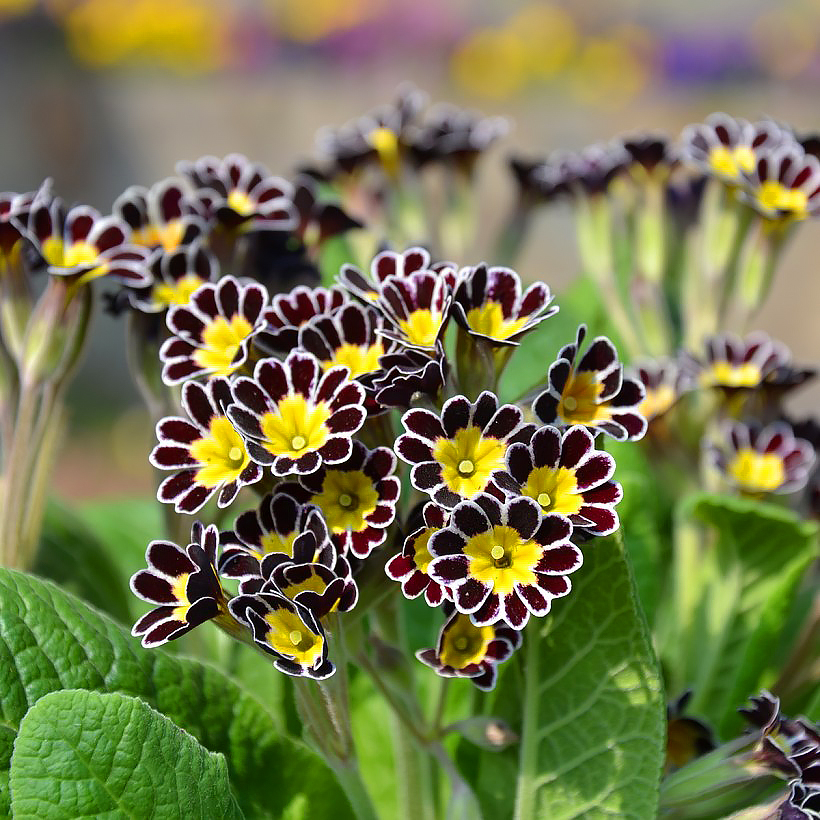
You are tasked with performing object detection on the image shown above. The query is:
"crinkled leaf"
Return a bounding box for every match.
[471,532,665,819]
[667,493,818,739]
[10,690,243,819]
[0,569,354,820]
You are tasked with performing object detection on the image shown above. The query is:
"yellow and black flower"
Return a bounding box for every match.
[395,391,534,508]
[150,376,262,514]
[227,350,367,476]
[428,493,581,629]
[0,184,43,271]
[506,424,623,537]
[706,420,815,496]
[630,357,693,424]
[532,325,646,441]
[416,603,521,691]
[130,522,231,648]
[160,274,267,383]
[371,341,449,409]
[339,246,435,304]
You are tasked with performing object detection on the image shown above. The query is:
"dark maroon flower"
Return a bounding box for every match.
[630,357,692,423]
[622,135,678,175]
[339,245,434,304]
[428,493,581,629]
[292,174,363,246]
[371,341,449,409]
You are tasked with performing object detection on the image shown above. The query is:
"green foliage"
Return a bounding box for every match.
[10,689,243,819]
[666,493,818,739]
[0,569,354,820]
[469,532,665,819]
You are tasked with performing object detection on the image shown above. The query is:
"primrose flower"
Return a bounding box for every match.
[532,325,647,442]
[292,175,363,247]
[151,377,262,514]
[664,691,716,769]
[631,358,692,423]
[779,782,820,819]
[622,135,678,177]
[227,350,366,476]
[451,264,557,348]
[741,143,820,222]
[506,425,622,537]
[706,420,815,496]
[386,502,451,606]
[160,275,267,384]
[113,177,206,256]
[554,141,631,196]
[372,341,449,409]
[416,604,522,691]
[177,152,297,233]
[290,441,400,558]
[339,246,434,304]
[509,156,568,205]
[428,493,580,629]
[27,197,151,287]
[228,591,334,679]
[395,391,534,508]
[131,522,229,648]
[0,186,40,269]
[255,284,347,355]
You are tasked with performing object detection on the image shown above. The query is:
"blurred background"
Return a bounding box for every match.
[1,0,818,499]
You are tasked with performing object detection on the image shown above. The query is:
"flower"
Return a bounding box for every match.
[506,425,622,537]
[665,691,716,769]
[371,340,449,409]
[27,197,151,287]
[706,420,815,496]
[395,391,534,508]
[548,142,631,196]
[339,246,434,304]
[160,275,267,384]
[294,441,400,558]
[113,177,206,255]
[292,174,363,247]
[0,184,41,270]
[451,263,557,347]
[151,376,262,513]
[680,114,786,183]
[416,603,522,691]
[428,493,581,629]
[741,142,820,221]
[630,357,692,423]
[130,240,217,313]
[131,522,229,648]
[255,284,347,355]
[508,156,568,205]
[227,591,334,679]
[177,152,297,232]
[622,135,678,177]
[532,325,647,442]
[227,350,366,476]
[386,502,451,606]
[778,782,820,819]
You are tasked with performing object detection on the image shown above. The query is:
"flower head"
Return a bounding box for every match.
[386,502,451,606]
[0,184,41,269]
[630,357,692,423]
[532,325,646,441]
[451,263,557,347]
[416,604,522,691]
[622,135,678,177]
[371,341,449,409]
[160,275,268,384]
[339,246,434,304]
[228,350,366,476]
[428,493,581,629]
[665,691,716,769]
[228,591,334,679]
[151,377,262,513]
[554,142,631,196]
[506,425,622,537]
[396,391,534,508]
[706,421,815,496]
[292,175,363,247]
[131,522,229,647]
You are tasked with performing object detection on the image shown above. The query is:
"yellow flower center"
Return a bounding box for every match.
[263,609,324,666]
[152,274,204,308]
[41,237,107,282]
[189,416,250,488]
[727,448,786,494]
[463,525,542,596]
[398,309,443,348]
[280,570,339,613]
[227,189,256,217]
[465,302,528,340]
[258,530,299,559]
[756,182,808,218]
[433,426,506,499]
[411,528,436,574]
[259,394,331,459]
[322,341,384,378]
[708,144,755,178]
[171,572,191,620]
[313,468,378,534]
[439,615,495,669]
[133,219,185,252]
[523,466,583,516]
[700,362,762,389]
[369,126,401,177]
[193,314,253,378]
[638,385,676,422]
[557,371,611,425]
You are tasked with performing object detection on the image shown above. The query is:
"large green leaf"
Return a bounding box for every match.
[10,690,243,819]
[471,532,665,819]
[0,569,354,820]
[666,494,818,738]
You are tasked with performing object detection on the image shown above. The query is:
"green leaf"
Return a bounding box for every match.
[667,493,818,738]
[472,532,665,819]
[0,569,354,820]
[10,690,243,819]
[34,501,133,624]
[0,724,14,818]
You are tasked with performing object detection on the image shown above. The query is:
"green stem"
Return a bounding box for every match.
[328,759,380,820]
[513,624,541,820]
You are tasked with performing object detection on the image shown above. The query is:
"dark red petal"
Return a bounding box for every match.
[505,496,540,540]
[574,454,615,490]
[411,462,443,492]
[454,579,490,613]
[518,584,550,615]
[429,555,469,581]
[452,501,489,537]
[402,408,446,442]
[559,426,594,469]
[535,544,582,574]
[441,396,472,437]
[395,433,434,465]
[131,571,176,604]
[501,591,529,628]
